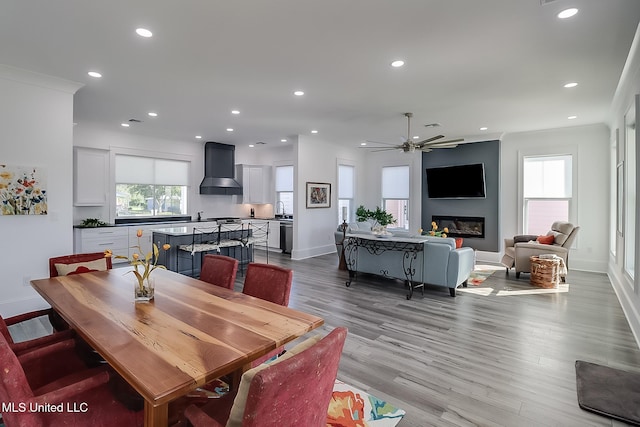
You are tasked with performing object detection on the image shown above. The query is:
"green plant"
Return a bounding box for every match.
[355,205,396,228]
[80,217,107,227]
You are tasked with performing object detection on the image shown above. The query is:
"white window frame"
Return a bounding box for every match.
[381,165,410,230]
[337,160,355,225]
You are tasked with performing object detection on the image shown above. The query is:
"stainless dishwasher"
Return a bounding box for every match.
[280,221,293,254]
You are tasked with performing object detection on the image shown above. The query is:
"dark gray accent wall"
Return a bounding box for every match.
[421,140,500,252]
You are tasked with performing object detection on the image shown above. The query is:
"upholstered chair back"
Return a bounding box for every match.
[49,252,113,277]
[242,263,292,307]
[200,254,239,290]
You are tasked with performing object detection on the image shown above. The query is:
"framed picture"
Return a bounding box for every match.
[306,182,331,208]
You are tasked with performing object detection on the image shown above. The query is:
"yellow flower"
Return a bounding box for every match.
[418,228,423,234]
[104,230,170,291]
[431,221,437,228]
[443,227,449,233]
[442,233,447,238]
[429,231,436,236]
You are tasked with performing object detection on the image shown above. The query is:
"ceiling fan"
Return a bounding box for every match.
[362,113,463,153]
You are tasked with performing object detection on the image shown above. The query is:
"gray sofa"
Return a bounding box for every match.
[336,222,475,298]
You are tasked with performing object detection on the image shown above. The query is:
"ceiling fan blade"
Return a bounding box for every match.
[365,140,399,147]
[424,138,464,146]
[370,147,401,153]
[416,135,445,145]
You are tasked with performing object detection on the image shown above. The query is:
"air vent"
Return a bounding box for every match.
[540,0,557,5]
[255,141,267,145]
[128,118,142,123]
[424,123,441,128]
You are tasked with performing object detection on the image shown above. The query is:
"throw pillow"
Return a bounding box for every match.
[537,235,555,245]
[55,258,108,276]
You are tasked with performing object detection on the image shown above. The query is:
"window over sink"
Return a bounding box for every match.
[115,155,189,218]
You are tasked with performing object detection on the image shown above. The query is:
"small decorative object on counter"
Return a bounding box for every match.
[104,229,170,302]
[423,221,448,238]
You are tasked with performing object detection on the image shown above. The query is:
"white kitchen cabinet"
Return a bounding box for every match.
[74,147,109,206]
[73,227,129,264]
[268,220,280,250]
[236,165,272,204]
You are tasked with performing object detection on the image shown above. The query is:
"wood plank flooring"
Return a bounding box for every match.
[11,252,640,426]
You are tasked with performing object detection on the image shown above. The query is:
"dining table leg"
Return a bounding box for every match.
[144,400,168,427]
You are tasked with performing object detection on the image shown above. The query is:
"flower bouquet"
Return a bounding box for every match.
[105,229,170,302]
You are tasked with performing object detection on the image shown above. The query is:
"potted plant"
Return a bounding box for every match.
[355,205,396,234]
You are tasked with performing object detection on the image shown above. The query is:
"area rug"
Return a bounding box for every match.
[575,360,640,425]
[187,378,405,427]
[467,264,503,286]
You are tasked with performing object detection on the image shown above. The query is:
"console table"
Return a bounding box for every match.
[343,234,426,300]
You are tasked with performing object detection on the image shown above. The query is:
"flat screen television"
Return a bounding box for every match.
[426,163,486,198]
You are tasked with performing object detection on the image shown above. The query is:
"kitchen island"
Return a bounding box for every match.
[153,221,262,277]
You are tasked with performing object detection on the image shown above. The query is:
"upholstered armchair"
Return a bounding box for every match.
[0,334,143,426]
[184,327,347,427]
[0,310,74,356]
[200,254,239,290]
[49,252,113,277]
[501,221,580,279]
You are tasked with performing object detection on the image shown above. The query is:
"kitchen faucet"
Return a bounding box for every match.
[276,201,285,216]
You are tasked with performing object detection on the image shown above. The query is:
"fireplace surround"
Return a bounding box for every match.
[432,215,485,239]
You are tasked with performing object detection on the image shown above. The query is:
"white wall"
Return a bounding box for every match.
[0,65,82,316]
[292,135,366,259]
[500,124,610,273]
[608,24,640,345]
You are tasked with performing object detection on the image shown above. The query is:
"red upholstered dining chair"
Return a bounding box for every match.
[242,263,292,306]
[0,309,74,356]
[49,252,113,277]
[0,332,143,427]
[47,252,113,332]
[184,327,347,427]
[242,263,293,367]
[200,254,239,290]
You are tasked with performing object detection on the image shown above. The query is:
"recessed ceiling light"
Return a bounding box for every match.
[294,90,305,96]
[480,127,488,131]
[195,135,202,139]
[231,110,240,115]
[226,128,234,132]
[311,130,318,134]
[564,82,578,88]
[136,28,153,37]
[121,123,130,127]
[568,115,577,120]
[391,60,405,68]
[249,144,255,148]
[87,71,102,78]
[148,112,158,117]
[360,142,367,146]
[413,136,420,139]
[557,8,578,19]
[281,139,287,142]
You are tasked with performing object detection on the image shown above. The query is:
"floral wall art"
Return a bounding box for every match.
[0,164,47,215]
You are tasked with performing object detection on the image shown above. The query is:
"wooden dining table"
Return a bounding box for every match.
[30,268,324,427]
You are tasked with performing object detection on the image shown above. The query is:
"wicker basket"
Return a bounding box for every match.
[530,256,561,288]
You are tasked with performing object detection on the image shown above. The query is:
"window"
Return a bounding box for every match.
[338,164,354,224]
[381,165,409,230]
[115,155,189,217]
[275,165,294,215]
[523,155,572,235]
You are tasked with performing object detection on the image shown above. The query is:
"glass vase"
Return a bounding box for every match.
[134,277,155,302]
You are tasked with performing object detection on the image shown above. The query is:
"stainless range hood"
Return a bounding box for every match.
[199,142,243,195]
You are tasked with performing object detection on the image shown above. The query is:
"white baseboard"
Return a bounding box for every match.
[608,266,640,349]
[291,244,336,260]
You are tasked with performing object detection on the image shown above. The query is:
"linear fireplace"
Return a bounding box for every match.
[432,215,485,239]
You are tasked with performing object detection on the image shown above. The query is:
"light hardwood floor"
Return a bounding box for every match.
[11,252,640,426]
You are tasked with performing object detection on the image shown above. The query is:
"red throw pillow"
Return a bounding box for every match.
[537,235,555,245]
[455,238,463,249]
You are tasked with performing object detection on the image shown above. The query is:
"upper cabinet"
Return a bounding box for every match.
[236,164,272,204]
[74,147,109,206]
